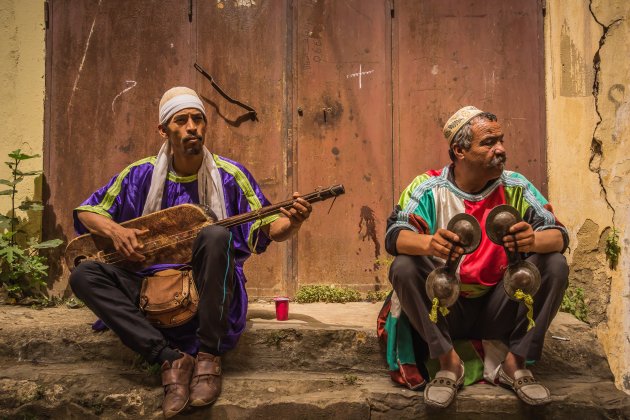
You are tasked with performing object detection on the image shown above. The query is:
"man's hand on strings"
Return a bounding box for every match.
[279,192,312,228]
[108,225,149,262]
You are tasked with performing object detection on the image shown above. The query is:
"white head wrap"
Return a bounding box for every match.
[142,87,227,220]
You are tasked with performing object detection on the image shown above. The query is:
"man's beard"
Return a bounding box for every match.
[183,135,204,155]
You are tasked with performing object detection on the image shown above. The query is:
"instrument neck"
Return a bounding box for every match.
[215,190,329,229]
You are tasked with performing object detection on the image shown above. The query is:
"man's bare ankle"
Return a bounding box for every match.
[438,350,463,375]
[502,352,525,378]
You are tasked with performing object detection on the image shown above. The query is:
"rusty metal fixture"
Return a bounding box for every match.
[485,204,522,245]
[425,213,482,308]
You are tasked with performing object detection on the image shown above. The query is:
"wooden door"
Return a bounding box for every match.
[294,0,394,293]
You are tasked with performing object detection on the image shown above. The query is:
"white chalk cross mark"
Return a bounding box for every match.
[346,64,375,89]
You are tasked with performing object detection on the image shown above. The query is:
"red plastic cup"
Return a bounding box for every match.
[274,297,289,321]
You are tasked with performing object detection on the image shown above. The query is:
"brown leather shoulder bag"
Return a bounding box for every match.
[139,269,199,328]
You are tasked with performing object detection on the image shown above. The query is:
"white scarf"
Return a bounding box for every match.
[142,140,227,220]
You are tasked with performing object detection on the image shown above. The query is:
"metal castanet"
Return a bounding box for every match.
[425,213,482,308]
[485,204,541,300]
[64,184,345,272]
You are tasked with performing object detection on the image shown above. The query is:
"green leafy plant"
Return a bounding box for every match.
[560,286,588,322]
[605,227,621,270]
[295,284,361,303]
[0,149,63,302]
[365,289,390,302]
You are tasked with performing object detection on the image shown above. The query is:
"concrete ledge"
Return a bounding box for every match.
[0,303,628,418]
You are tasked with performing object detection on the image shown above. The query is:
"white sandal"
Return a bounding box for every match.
[423,362,465,408]
[498,365,551,405]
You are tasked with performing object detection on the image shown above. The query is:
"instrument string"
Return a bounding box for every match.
[100,188,337,264]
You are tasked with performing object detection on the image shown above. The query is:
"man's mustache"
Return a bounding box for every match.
[183,135,203,142]
[491,155,507,166]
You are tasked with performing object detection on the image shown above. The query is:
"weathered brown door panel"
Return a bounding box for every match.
[195,0,289,297]
[295,0,393,292]
[44,0,194,293]
[393,0,546,196]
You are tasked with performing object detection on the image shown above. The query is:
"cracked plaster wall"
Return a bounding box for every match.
[546,0,630,392]
[0,0,45,235]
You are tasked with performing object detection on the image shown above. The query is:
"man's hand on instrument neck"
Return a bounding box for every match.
[76,211,148,261]
[264,192,312,242]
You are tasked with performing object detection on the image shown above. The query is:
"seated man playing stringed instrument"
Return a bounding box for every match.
[69,87,312,418]
[378,106,569,408]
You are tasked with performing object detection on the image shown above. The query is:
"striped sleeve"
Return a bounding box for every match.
[504,171,569,252]
[73,157,155,234]
[213,155,279,254]
[385,173,437,255]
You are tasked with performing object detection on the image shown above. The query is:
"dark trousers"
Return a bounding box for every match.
[389,253,568,360]
[69,225,235,363]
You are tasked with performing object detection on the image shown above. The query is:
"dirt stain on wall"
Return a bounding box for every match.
[358,205,381,266]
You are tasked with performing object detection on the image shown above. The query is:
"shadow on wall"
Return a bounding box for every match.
[41,175,70,297]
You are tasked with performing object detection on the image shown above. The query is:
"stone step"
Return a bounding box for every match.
[0,303,383,373]
[0,303,621,379]
[1,362,628,419]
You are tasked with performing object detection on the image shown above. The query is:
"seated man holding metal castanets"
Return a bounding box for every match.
[378,106,569,407]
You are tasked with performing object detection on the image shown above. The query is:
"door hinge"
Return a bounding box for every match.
[188,0,193,22]
[541,0,546,17]
[390,0,395,18]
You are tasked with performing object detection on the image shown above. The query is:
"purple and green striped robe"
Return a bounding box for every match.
[74,154,279,353]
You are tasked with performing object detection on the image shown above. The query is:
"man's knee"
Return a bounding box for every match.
[68,260,101,297]
[197,225,231,247]
[537,252,569,292]
[389,255,427,289]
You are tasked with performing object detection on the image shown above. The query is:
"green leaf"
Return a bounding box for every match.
[15,170,42,177]
[0,246,24,264]
[18,201,44,211]
[0,219,11,230]
[0,189,14,196]
[0,179,13,186]
[9,150,39,160]
[31,239,63,249]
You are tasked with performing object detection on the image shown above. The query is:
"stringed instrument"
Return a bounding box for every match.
[64,184,345,272]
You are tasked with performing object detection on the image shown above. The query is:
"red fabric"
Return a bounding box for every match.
[460,186,509,287]
[408,214,430,234]
[376,298,391,342]
[426,168,443,177]
[390,365,426,390]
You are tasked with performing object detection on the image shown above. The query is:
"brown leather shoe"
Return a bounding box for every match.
[161,353,195,418]
[189,352,222,407]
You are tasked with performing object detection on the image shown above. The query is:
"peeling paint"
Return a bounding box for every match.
[560,21,591,97]
[570,219,612,324]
